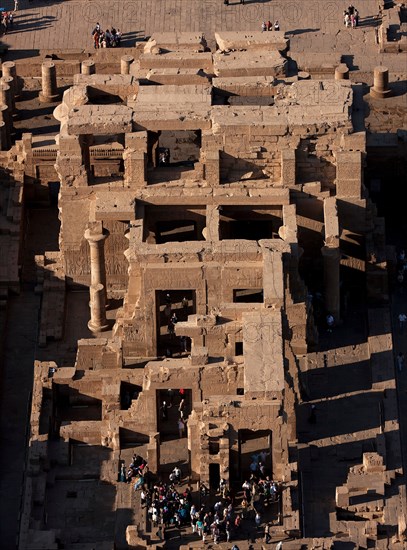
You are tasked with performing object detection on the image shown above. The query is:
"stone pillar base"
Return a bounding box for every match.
[370,88,392,99]
[39,92,60,103]
[88,319,110,333]
[335,64,349,80]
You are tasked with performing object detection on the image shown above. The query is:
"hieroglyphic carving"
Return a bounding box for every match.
[64,250,91,276]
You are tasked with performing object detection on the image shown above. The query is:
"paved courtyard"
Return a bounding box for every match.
[2,0,380,54]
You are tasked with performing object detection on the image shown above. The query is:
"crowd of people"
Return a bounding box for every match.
[116,392,283,545]
[141,469,196,539]
[1,10,14,34]
[91,22,122,49]
[125,446,282,546]
[343,5,360,28]
[119,453,148,489]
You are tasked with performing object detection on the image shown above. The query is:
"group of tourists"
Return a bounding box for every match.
[140,471,238,544]
[1,10,14,34]
[119,453,148,489]
[91,22,122,49]
[343,5,360,28]
[119,438,283,545]
[139,469,198,539]
[261,20,280,32]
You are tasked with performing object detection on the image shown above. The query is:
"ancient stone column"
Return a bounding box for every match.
[81,60,96,75]
[0,121,10,150]
[370,66,392,98]
[88,284,109,333]
[0,105,11,148]
[1,61,18,98]
[120,55,134,75]
[0,83,12,110]
[335,64,349,80]
[39,62,59,103]
[1,77,15,111]
[321,246,341,322]
[85,225,110,332]
[1,61,16,78]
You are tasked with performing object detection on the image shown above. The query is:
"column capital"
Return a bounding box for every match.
[84,224,109,244]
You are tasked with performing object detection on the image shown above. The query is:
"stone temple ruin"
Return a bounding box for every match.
[1,26,407,550]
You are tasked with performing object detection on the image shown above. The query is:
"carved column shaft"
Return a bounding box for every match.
[85,227,109,332]
[39,62,59,103]
[1,77,15,111]
[120,55,134,75]
[86,231,108,288]
[81,60,96,75]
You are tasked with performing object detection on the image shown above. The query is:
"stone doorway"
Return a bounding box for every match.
[155,289,195,357]
[238,429,272,480]
[209,463,221,491]
[156,388,192,442]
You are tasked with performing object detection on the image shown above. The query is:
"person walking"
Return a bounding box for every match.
[173,465,181,483]
[264,522,272,543]
[398,312,407,333]
[178,397,186,419]
[178,417,185,438]
[255,510,261,527]
[397,352,405,373]
[179,335,188,353]
[326,313,335,332]
[182,295,189,314]
[160,400,168,421]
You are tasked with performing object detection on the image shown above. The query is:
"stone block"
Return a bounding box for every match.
[336,486,349,507]
[145,32,208,53]
[67,105,133,135]
[242,309,284,394]
[190,346,208,365]
[215,31,289,52]
[213,50,287,78]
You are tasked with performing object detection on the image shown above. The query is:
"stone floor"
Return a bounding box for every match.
[0,0,380,56]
